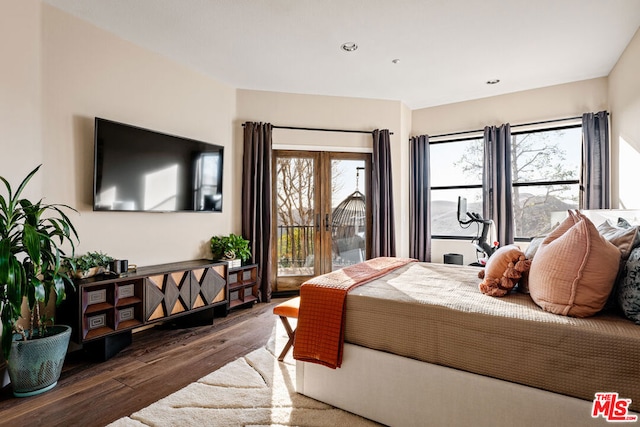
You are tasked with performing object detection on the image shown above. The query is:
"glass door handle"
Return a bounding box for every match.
[325,213,330,231]
[316,213,320,232]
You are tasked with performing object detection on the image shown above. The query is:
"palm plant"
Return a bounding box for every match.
[0,165,78,360]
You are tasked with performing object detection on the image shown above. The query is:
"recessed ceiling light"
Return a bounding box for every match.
[486,79,501,85]
[392,59,400,64]
[341,42,358,52]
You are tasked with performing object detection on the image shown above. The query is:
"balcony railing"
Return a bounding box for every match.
[276,225,315,276]
[276,224,365,276]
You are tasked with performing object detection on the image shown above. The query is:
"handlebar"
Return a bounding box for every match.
[460,211,492,225]
[459,211,497,258]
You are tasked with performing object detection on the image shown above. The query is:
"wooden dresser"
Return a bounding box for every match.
[58,259,228,360]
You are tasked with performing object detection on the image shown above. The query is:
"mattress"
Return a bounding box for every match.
[343,262,640,411]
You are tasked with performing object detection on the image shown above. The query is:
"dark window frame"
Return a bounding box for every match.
[430,135,484,239]
[430,124,582,241]
[510,124,581,240]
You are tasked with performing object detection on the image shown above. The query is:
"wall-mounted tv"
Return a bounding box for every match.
[93,117,224,212]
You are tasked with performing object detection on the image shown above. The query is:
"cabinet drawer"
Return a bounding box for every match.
[228,272,239,285]
[118,284,135,299]
[87,313,107,330]
[87,289,107,305]
[118,307,135,322]
[82,309,115,340]
[83,285,114,314]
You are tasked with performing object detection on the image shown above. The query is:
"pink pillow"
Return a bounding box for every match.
[478,244,530,297]
[528,211,620,317]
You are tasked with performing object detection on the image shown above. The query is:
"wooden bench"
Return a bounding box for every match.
[272,297,300,361]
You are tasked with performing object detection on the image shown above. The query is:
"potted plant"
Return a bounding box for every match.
[63,251,114,279]
[210,233,251,266]
[0,165,78,396]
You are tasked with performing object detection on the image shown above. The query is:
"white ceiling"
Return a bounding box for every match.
[43,0,640,110]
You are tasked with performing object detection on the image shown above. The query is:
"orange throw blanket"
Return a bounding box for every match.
[293,257,416,368]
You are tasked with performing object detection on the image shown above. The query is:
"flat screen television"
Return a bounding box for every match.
[93,118,224,212]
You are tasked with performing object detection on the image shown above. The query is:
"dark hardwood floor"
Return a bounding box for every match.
[0,299,284,427]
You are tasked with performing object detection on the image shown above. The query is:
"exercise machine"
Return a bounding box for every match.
[457,196,498,264]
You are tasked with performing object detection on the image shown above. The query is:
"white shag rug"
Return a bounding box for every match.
[108,319,380,427]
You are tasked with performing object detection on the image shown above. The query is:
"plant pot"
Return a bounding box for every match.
[73,266,105,279]
[7,325,71,397]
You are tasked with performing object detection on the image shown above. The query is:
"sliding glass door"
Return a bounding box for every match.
[271,150,371,294]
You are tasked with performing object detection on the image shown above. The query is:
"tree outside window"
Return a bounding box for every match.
[431,125,581,240]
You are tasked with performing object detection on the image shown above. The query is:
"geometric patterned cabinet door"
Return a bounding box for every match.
[145,271,190,321]
[190,264,226,309]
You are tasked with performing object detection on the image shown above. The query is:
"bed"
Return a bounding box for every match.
[294,260,640,427]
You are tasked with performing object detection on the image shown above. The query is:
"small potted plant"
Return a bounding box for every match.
[63,251,114,279]
[210,233,251,267]
[0,165,78,396]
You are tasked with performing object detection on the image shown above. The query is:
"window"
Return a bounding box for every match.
[430,137,484,238]
[511,126,580,239]
[430,124,581,240]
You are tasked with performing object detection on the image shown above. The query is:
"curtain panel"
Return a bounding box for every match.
[371,129,396,257]
[242,122,273,302]
[409,135,431,262]
[483,124,514,246]
[581,111,610,209]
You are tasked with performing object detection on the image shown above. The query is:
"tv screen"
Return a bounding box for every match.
[457,196,468,223]
[93,118,224,212]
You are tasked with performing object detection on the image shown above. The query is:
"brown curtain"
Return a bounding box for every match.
[371,129,396,257]
[242,122,273,302]
[410,135,431,261]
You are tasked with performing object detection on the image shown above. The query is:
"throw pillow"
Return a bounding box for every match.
[517,236,546,294]
[518,211,579,294]
[597,218,640,311]
[528,211,621,317]
[478,244,531,297]
[597,219,640,260]
[618,246,640,324]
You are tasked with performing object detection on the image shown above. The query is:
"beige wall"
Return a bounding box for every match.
[0,0,42,198]
[236,90,411,257]
[412,78,608,137]
[35,4,237,266]
[412,78,609,263]
[609,28,640,210]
